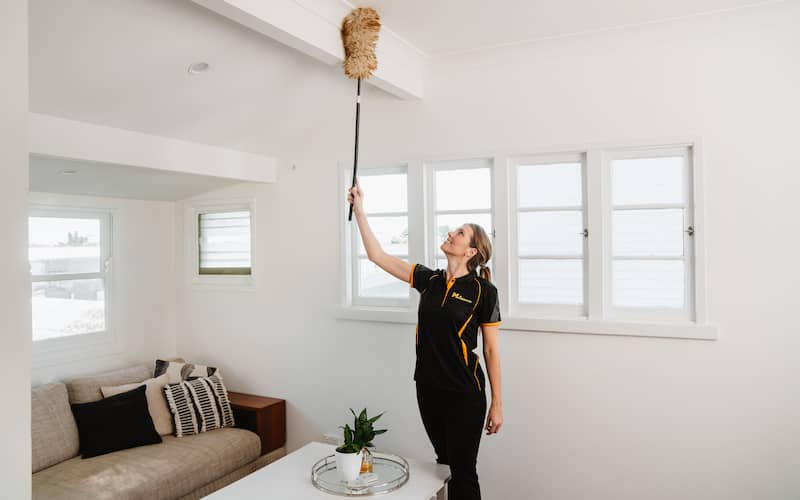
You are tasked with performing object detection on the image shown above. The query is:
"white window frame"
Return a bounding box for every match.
[342,164,412,309]
[185,197,256,290]
[425,158,495,270]
[603,146,695,322]
[508,153,587,319]
[338,140,715,341]
[29,206,119,366]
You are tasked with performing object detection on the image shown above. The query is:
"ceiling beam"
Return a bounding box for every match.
[29,113,277,183]
[191,0,424,100]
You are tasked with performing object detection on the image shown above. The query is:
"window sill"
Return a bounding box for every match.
[336,307,717,340]
[501,317,717,340]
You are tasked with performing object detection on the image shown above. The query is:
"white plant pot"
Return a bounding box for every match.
[335,449,362,481]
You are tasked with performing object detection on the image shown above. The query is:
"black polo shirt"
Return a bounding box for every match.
[410,264,501,393]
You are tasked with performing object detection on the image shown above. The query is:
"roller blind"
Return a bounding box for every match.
[198,210,251,275]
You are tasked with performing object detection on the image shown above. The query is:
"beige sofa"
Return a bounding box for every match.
[32,364,286,500]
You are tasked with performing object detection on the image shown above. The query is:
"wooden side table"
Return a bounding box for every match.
[227,391,286,456]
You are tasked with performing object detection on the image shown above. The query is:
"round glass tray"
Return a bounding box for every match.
[311,451,410,496]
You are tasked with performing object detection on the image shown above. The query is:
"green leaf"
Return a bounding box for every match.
[339,408,387,451]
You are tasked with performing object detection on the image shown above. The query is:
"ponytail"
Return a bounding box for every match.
[466,223,493,282]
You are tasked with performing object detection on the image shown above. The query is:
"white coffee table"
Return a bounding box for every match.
[206,441,450,499]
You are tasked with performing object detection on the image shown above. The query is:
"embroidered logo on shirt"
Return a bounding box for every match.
[451,292,473,304]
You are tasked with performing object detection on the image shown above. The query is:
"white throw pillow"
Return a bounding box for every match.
[153,359,222,384]
[163,376,234,437]
[101,374,173,436]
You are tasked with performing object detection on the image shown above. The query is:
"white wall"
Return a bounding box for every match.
[30,192,178,384]
[177,3,800,499]
[0,1,31,498]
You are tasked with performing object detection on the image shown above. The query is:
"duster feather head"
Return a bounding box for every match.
[341,7,381,80]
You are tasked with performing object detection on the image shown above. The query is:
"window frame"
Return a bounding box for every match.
[603,146,696,322]
[344,164,412,309]
[338,139,714,341]
[29,205,119,365]
[186,197,256,290]
[425,158,495,270]
[508,153,588,319]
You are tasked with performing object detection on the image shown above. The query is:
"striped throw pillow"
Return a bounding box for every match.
[163,375,234,437]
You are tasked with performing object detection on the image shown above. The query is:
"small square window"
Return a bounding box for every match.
[198,210,252,276]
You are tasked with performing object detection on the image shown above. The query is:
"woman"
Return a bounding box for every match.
[348,182,503,500]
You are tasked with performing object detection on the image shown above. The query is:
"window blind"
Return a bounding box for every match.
[198,210,251,275]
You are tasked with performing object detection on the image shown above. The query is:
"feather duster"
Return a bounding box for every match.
[341,7,381,80]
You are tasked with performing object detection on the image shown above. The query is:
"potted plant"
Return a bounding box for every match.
[335,408,387,481]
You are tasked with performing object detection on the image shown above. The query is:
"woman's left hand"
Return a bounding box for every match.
[485,403,503,435]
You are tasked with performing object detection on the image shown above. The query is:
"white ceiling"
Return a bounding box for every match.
[30,155,241,201]
[29,0,774,159]
[357,0,772,56]
[29,0,353,158]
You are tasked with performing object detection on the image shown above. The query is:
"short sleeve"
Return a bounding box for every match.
[410,263,436,293]
[477,283,502,327]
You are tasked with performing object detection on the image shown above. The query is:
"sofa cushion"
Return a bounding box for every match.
[71,385,162,458]
[154,359,221,384]
[64,365,151,404]
[32,383,80,473]
[164,376,235,437]
[32,427,261,500]
[102,374,173,436]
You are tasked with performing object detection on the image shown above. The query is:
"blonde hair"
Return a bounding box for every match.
[466,223,492,282]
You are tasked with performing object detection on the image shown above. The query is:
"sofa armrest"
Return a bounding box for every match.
[227,392,286,455]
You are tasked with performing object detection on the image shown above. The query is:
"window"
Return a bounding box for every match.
[29,209,112,342]
[508,146,696,323]
[427,158,493,269]
[350,167,409,306]
[340,142,711,339]
[509,155,586,317]
[198,210,252,275]
[187,198,256,289]
[607,148,694,321]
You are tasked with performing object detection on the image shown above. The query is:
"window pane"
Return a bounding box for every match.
[359,173,407,214]
[519,211,583,256]
[32,279,105,341]
[614,209,685,257]
[357,216,408,256]
[613,260,684,308]
[358,258,408,298]
[435,213,492,257]
[435,168,491,211]
[199,211,251,271]
[612,156,684,205]
[518,162,582,208]
[29,217,101,275]
[519,259,583,305]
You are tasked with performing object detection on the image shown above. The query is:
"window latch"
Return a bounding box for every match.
[579,228,588,238]
[685,226,695,236]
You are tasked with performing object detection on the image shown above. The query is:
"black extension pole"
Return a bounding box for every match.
[347,78,362,221]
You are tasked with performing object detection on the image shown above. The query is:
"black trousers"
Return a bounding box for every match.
[416,384,487,500]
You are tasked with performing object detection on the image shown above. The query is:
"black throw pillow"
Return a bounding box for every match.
[71,384,162,458]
